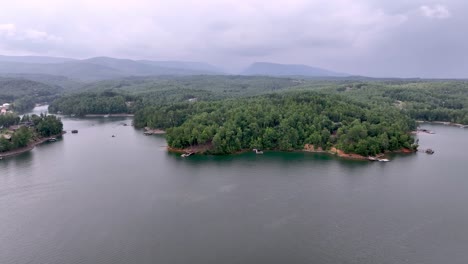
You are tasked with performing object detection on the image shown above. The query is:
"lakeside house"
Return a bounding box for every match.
[1,103,13,115]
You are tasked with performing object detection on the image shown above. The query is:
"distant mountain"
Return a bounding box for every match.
[0,61,125,81]
[138,60,224,74]
[242,62,348,77]
[0,55,224,81]
[0,55,75,64]
[83,57,222,76]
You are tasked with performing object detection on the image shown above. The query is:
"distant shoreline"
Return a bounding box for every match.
[0,132,65,159]
[84,114,134,117]
[417,120,467,128]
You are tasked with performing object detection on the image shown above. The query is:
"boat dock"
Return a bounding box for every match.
[181,152,194,157]
[367,156,390,162]
[418,148,435,154]
[417,129,435,134]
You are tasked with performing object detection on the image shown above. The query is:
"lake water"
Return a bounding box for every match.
[1,106,468,264]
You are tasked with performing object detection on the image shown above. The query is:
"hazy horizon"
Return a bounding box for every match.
[1,0,467,78]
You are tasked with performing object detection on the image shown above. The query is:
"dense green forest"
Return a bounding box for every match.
[138,92,417,156]
[48,76,306,115]
[0,114,63,153]
[48,76,468,126]
[0,113,20,128]
[48,91,136,115]
[0,77,64,112]
[78,75,305,104]
[325,81,468,124]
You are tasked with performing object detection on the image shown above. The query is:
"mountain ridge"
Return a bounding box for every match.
[242,62,348,77]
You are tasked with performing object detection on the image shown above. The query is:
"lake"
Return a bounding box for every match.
[1,106,468,264]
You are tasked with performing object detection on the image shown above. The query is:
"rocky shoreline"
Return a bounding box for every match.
[167,143,416,161]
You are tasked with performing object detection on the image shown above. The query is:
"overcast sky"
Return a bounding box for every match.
[0,0,466,77]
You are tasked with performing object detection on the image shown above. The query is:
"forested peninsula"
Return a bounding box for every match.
[136,92,417,156]
[48,91,136,116]
[0,113,63,157]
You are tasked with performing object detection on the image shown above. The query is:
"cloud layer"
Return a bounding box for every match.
[0,0,466,77]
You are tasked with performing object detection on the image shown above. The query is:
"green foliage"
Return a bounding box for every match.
[34,115,63,137]
[0,113,63,153]
[49,91,132,115]
[149,92,416,155]
[0,113,20,128]
[327,81,468,125]
[11,127,32,148]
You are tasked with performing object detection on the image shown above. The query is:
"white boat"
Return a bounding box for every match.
[253,149,264,154]
[378,159,390,162]
[104,114,110,118]
[181,152,193,157]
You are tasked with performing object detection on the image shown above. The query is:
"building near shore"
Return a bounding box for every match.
[1,103,13,115]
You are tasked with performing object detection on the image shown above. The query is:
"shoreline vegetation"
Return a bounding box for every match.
[0,132,65,159]
[1,113,64,159]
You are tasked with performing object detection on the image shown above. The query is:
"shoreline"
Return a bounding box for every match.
[0,132,66,159]
[167,144,416,161]
[84,114,134,117]
[417,120,467,128]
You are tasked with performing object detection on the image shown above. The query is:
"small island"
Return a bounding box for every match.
[0,112,64,158]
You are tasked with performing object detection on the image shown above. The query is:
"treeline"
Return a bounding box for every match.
[48,90,135,116]
[69,75,306,112]
[0,114,20,128]
[136,92,417,156]
[46,76,467,128]
[329,81,468,124]
[0,114,63,153]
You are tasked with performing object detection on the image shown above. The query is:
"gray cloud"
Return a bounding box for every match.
[0,0,466,77]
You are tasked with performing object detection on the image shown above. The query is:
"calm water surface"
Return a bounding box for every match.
[1,107,468,264]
